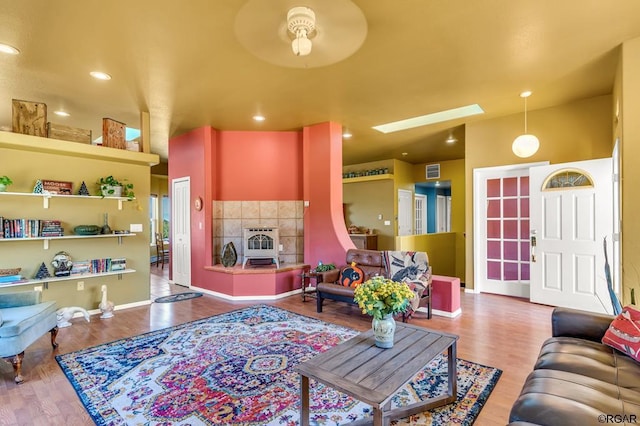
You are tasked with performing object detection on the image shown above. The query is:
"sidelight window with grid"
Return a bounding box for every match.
[486,176,530,282]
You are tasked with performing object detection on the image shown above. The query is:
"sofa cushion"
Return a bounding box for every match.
[345,249,385,281]
[383,251,430,284]
[535,336,640,392]
[339,264,364,287]
[509,369,640,425]
[0,301,57,338]
[602,305,640,362]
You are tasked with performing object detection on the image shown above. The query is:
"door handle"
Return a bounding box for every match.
[530,235,536,262]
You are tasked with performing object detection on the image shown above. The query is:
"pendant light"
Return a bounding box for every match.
[512,91,539,158]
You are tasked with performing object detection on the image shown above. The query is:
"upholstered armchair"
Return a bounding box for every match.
[0,291,58,383]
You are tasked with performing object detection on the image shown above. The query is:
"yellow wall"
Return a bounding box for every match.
[464,95,613,290]
[343,179,395,249]
[620,36,640,304]
[396,232,456,276]
[0,133,157,310]
[412,158,466,281]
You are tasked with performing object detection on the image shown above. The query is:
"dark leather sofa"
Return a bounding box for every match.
[509,307,640,426]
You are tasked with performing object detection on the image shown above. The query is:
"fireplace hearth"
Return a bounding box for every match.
[242,227,280,268]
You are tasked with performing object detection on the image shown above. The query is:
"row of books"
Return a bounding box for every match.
[0,274,26,284]
[1,217,64,238]
[71,258,126,275]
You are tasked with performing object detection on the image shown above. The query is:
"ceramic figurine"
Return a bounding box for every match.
[56,306,90,328]
[99,284,115,319]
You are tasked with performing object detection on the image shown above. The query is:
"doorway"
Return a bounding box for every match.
[398,189,413,236]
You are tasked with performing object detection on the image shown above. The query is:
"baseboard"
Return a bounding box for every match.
[416,306,462,318]
[64,299,152,320]
[191,285,303,301]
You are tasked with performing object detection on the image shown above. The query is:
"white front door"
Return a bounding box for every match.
[398,189,413,236]
[529,158,614,313]
[171,177,191,287]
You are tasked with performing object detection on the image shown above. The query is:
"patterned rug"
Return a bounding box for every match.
[154,292,203,303]
[55,305,501,425]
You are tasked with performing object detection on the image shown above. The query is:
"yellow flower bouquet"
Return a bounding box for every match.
[353,276,415,320]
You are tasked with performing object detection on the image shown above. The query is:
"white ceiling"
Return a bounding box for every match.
[2,0,639,165]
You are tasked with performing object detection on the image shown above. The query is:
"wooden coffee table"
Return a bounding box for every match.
[295,322,458,426]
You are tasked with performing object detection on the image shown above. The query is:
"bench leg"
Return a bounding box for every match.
[50,326,59,349]
[316,293,323,312]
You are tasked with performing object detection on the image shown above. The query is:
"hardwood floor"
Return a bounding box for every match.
[0,267,553,425]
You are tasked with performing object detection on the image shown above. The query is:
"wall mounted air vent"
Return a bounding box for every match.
[426,164,440,179]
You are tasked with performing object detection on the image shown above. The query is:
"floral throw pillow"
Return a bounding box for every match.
[602,305,640,362]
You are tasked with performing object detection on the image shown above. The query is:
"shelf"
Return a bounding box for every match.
[0,131,159,166]
[0,191,135,209]
[0,233,136,249]
[0,269,136,289]
[342,173,394,184]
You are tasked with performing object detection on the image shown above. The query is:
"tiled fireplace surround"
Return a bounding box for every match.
[213,200,304,267]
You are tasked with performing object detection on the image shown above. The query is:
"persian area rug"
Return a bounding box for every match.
[55,305,501,425]
[154,292,203,303]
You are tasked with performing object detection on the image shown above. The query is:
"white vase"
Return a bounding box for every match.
[372,313,396,348]
[0,184,6,192]
[101,185,122,197]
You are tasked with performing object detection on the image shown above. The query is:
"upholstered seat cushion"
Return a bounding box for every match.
[0,301,57,338]
[509,369,640,425]
[535,336,640,392]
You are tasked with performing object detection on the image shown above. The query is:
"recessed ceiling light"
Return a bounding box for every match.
[253,115,265,122]
[0,43,20,55]
[402,152,408,156]
[90,71,112,80]
[54,111,70,117]
[445,134,457,144]
[373,104,484,134]
[342,130,352,139]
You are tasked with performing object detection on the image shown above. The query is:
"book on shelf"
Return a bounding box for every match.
[0,274,24,283]
[71,260,91,275]
[2,218,63,238]
[111,257,127,271]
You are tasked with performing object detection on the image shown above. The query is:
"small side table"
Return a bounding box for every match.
[300,271,320,302]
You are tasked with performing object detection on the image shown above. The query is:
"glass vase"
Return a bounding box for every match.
[372,313,396,348]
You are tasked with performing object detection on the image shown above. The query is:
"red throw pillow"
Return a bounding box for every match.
[339,264,364,287]
[602,305,640,362]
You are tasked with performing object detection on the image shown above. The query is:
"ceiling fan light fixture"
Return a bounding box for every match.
[512,91,539,158]
[287,6,316,56]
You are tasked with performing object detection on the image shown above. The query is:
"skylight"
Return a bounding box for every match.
[372,104,484,133]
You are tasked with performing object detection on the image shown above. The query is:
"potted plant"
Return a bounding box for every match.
[97,176,135,199]
[313,261,336,273]
[0,175,13,192]
[353,276,414,348]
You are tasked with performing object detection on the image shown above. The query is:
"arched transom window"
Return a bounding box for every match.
[542,168,594,190]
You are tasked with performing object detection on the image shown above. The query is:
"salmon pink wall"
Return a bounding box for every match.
[216,131,302,200]
[169,123,353,294]
[168,126,217,287]
[303,122,354,268]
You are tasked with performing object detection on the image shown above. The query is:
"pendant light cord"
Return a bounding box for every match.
[524,96,528,133]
